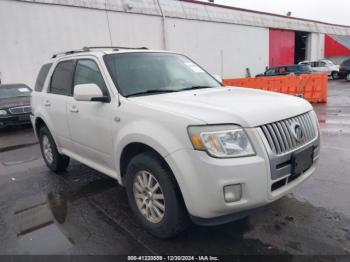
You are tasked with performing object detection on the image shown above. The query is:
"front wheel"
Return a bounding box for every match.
[39,126,70,172]
[331,71,339,80]
[125,151,189,238]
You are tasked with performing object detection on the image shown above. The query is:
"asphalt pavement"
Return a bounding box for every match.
[0,80,349,258]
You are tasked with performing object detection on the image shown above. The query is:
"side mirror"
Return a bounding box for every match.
[212,74,223,83]
[73,83,109,102]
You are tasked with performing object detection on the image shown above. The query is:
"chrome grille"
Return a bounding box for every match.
[260,112,317,155]
[9,106,32,115]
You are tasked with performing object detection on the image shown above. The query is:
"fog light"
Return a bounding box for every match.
[224,184,242,203]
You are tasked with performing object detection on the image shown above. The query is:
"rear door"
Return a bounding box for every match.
[315,61,329,74]
[45,59,75,150]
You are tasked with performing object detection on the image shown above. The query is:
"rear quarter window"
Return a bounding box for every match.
[34,63,52,92]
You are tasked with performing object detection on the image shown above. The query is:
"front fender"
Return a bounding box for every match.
[114,119,191,178]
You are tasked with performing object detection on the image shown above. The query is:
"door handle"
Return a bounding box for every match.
[69,105,79,113]
[44,100,51,107]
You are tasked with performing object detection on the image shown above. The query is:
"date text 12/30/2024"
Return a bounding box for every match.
[127,256,219,261]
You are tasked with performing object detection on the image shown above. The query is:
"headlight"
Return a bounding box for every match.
[0,110,7,116]
[188,125,255,158]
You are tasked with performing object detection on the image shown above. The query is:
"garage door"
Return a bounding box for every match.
[269,29,295,67]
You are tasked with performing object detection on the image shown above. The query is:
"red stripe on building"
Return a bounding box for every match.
[324,34,350,57]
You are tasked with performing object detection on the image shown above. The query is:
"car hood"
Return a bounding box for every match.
[128,87,313,127]
[0,96,30,109]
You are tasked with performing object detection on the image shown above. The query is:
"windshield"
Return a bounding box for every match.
[0,85,31,99]
[104,52,221,97]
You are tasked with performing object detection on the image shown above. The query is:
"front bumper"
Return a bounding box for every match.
[0,113,31,127]
[165,127,319,224]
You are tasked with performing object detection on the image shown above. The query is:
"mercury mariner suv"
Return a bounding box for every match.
[31,47,320,238]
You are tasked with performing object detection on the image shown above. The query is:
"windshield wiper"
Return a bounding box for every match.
[126,89,179,97]
[126,86,216,97]
[178,86,215,91]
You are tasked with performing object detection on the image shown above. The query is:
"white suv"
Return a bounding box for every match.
[31,47,320,238]
[299,59,340,79]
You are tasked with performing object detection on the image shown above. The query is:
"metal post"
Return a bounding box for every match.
[156,0,167,50]
[220,49,224,78]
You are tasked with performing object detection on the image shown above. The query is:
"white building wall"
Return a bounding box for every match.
[0,0,164,87]
[0,0,268,86]
[165,18,269,78]
[306,33,325,61]
[1,0,346,87]
[106,12,163,50]
[0,0,111,87]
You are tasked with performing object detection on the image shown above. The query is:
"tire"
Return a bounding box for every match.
[346,73,350,82]
[331,71,339,80]
[125,151,189,238]
[39,126,70,172]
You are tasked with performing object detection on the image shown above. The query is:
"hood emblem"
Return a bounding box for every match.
[290,122,304,142]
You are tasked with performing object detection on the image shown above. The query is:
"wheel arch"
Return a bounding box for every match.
[33,116,60,149]
[119,142,171,182]
[119,141,188,212]
[34,117,46,137]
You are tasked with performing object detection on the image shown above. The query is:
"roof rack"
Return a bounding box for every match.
[52,47,90,58]
[85,46,149,51]
[52,46,148,58]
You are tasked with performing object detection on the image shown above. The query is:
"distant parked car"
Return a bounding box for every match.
[0,84,32,127]
[299,60,340,80]
[256,65,313,78]
[338,58,350,81]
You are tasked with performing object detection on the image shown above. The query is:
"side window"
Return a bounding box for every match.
[35,63,52,92]
[310,62,318,67]
[74,60,109,96]
[318,61,326,67]
[277,67,287,74]
[50,60,75,96]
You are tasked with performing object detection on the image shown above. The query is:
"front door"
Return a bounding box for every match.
[67,58,114,169]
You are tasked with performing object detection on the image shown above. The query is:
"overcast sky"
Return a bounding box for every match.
[198,0,350,26]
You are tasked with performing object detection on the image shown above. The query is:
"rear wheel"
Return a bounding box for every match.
[331,71,339,80]
[39,126,70,172]
[125,151,189,238]
[346,73,350,82]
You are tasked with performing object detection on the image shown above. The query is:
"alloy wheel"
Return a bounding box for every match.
[332,72,339,80]
[133,170,165,223]
[42,135,53,164]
